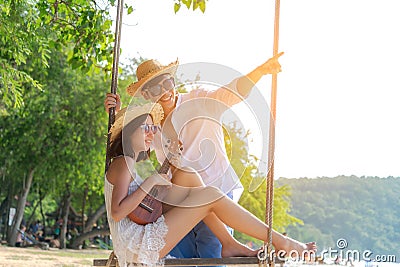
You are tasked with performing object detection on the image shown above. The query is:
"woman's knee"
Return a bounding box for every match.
[188,186,224,205]
[172,167,204,187]
[201,186,223,196]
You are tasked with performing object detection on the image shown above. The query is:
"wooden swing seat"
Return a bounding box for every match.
[93,256,285,266]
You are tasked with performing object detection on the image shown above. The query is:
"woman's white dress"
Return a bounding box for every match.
[104,175,168,267]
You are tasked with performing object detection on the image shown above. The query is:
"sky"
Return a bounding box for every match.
[115,0,400,179]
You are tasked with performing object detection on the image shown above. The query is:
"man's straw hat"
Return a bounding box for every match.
[109,103,164,143]
[126,59,179,96]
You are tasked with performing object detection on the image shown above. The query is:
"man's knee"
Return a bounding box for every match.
[195,222,222,258]
[169,229,197,258]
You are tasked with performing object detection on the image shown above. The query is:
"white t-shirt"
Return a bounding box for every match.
[153,79,247,202]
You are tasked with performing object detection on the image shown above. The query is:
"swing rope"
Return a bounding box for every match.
[265,0,281,265]
[102,2,123,266]
[105,0,124,173]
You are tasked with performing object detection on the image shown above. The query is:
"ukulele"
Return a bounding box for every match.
[128,140,181,225]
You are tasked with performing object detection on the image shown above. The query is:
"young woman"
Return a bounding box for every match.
[105,102,316,267]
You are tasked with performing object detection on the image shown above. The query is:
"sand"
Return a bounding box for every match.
[0,245,111,267]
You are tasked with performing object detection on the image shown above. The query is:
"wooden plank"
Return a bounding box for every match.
[93,256,285,266]
[165,256,261,266]
[93,258,117,266]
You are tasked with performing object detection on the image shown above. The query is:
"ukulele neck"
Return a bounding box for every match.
[158,153,172,174]
[147,153,172,197]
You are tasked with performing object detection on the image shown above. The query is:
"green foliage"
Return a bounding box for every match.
[0,0,115,109]
[118,56,148,106]
[174,0,207,13]
[277,176,400,259]
[0,47,110,232]
[0,0,48,108]
[0,0,207,110]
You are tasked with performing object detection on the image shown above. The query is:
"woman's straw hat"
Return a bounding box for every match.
[109,103,164,143]
[126,59,179,96]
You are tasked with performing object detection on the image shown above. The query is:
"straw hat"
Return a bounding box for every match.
[109,103,164,143]
[126,59,179,96]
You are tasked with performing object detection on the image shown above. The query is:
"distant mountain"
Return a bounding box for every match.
[276,176,400,262]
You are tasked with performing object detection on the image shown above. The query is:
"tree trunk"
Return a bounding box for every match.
[81,183,88,232]
[26,199,40,229]
[8,168,35,246]
[0,196,8,219]
[69,227,110,249]
[59,186,71,249]
[0,196,9,239]
[84,204,106,233]
[4,178,15,240]
[39,190,46,233]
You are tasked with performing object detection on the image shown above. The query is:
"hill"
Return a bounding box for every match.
[276,176,400,262]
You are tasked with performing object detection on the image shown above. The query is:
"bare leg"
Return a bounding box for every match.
[162,168,255,257]
[159,186,316,258]
[202,212,257,258]
[162,167,203,210]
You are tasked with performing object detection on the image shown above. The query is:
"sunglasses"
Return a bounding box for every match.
[140,124,158,134]
[142,77,175,97]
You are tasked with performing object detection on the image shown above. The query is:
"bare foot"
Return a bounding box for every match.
[274,238,317,259]
[221,240,258,258]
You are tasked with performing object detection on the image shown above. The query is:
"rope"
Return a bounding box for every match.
[265,0,281,265]
[105,0,125,172]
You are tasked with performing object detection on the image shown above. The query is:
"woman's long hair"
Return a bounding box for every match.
[108,114,151,161]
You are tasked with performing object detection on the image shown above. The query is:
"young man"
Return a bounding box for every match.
[105,53,283,266]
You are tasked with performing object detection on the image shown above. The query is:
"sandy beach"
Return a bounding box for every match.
[0,245,111,267]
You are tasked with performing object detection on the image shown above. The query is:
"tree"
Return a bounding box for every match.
[0,47,109,246]
[279,176,400,256]
[0,0,115,109]
[0,0,208,110]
